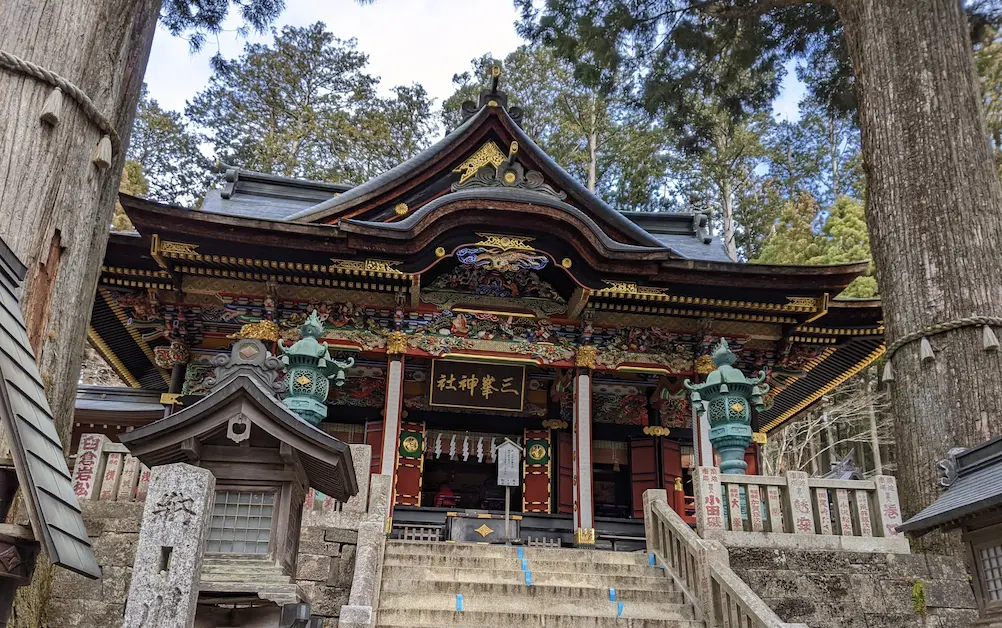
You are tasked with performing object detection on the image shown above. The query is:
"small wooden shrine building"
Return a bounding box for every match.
[83,73,884,544]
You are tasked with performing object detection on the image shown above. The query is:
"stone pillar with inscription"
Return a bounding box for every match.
[381,335,407,476]
[573,346,596,545]
[122,463,215,628]
[71,433,108,501]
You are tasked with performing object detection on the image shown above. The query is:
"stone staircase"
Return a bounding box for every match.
[375,541,705,628]
[199,555,304,606]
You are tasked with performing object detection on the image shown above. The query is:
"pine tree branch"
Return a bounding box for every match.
[695,0,829,19]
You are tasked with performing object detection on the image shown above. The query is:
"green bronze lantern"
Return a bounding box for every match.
[684,339,769,474]
[279,310,355,426]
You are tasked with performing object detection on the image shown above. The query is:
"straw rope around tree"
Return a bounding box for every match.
[0,49,121,166]
[882,315,1002,382]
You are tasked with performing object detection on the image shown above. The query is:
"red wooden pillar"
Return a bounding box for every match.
[394,420,425,506]
[555,431,573,514]
[364,420,383,476]
[523,429,551,513]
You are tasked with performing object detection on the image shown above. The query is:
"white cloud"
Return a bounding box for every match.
[144,0,526,112]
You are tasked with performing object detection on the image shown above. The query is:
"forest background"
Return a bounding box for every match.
[93,11,1002,478]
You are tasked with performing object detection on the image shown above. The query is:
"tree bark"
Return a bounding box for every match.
[835,0,1002,548]
[0,0,161,449]
[720,179,738,261]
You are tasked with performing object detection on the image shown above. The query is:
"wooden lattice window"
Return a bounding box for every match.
[966,521,1002,616]
[206,491,276,554]
[980,544,1002,602]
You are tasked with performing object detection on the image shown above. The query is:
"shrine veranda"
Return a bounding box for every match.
[81,81,885,545]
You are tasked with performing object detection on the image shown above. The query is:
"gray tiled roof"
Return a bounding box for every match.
[899,435,1002,535]
[199,167,351,221]
[0,239,100,578]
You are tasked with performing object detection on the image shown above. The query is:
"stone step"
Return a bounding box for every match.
[381,565,673,589]
[385,541,650,565]
[379,579,682,603]
[382,554,657,575]
[380,592,691,615]
[375,608,702,628]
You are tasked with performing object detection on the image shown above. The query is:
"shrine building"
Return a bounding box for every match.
[82,73,885,545]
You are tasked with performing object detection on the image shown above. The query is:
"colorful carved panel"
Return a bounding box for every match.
[395,421,426,506]
[593,392,649,426]
[522,429,551,513]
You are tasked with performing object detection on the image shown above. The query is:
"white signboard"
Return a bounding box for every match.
[496,441,521,487]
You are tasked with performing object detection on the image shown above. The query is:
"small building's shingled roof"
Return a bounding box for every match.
[120,374,358,501]
[0,238,100,578]
[199,166,351,221]
[899,435,1002,535]
[75,385,165,414]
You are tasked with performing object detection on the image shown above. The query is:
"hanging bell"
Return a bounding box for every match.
[920,337,935,364]
[91,134,112,169]
[984,325,1000,352]
[719,383,729,393]
[881,360,894,383]
[40,87,63,126]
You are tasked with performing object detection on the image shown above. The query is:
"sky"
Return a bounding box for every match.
[145,0,805,123]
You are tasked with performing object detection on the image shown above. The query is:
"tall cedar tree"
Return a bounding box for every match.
[186,22,434,185]
[129,86,211,206]
[0,2,288,622]
[520,0,1002,547]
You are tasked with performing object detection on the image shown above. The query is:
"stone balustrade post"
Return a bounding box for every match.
[122,463,215,628]
[643,488,669,553]
[693,466,724,536]
[71,433,108,501]
[783,471,815,535]
[873,475,903,538]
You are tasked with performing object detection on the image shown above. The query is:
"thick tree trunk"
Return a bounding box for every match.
[0,0,161,449]
[720,179,738,261]
[836,0,1002,548]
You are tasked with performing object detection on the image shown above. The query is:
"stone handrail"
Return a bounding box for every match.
[693,466,909,553]
[338,472,392,628]
[70,433,149,503]
[644,489,807,628]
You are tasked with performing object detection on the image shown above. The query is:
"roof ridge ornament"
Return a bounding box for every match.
[451,140,566,199]
[460,65,524,126]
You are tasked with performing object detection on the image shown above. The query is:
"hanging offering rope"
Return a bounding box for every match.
[0,49,121,158]
[882,315,1002,382]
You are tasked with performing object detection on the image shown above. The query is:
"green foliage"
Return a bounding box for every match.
[128,86,211,206]
[912,580,927,615]
[186,23,434,185]
[113,161,149,232]
[753,195,876,297]
[443,45,675,210]
[160,0,287,52]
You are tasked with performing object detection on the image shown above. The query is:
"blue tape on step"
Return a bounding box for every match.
[525,570,532,586]
[517,546,524,560]
[617,601,624,617]
[521,557,528,571]
[456,594,463,612]
[609,588,616,601]
[648,552,656,566]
